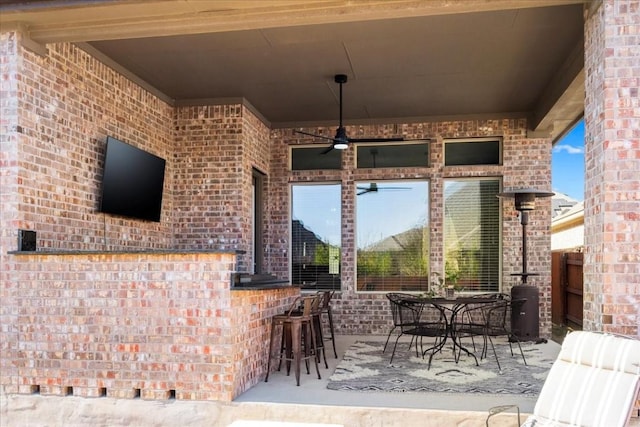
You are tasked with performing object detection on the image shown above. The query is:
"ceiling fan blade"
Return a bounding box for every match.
[357,189,372,195]
[347,137,405,143]
[348,137,432,143]
[321,145,335,154]
[295,129,337,142]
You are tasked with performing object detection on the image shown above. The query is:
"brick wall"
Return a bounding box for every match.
[270,120,553,336]
[3,252,235,399]
[172,104,271,271]
[0,251,297,401]
[173,105,244,251]
[0,36,296,402]
[230,287,299,396]
[584,0,640,336]
[1,37,175,253]
[1,32,557,403]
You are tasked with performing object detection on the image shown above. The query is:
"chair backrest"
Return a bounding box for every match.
[286,295,317,317]
[484,298,526,335]
[532,331,640,427]
[483,300,508,333]
[319,290,334,310]
[386,293,421,327]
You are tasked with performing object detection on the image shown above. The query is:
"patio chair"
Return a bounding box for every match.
[383,293,420,354]
[486,331,640,427]
[387,294,446,364]
[453,295,510,361]
[483,298,527,370]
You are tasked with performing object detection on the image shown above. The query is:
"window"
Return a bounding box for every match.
[444,138,501,166]
[291,184,341,290]
[291,146,341,170]
[444,178,501,292]
[356,142,429,168]
[356,180,429,292]
[252,169,265,273]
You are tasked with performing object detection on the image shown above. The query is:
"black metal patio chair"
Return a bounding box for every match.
[386,294,446,364]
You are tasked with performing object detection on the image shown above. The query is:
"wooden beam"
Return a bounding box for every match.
[0,0,590,43]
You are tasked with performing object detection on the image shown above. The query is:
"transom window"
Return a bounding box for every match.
[443,178,501,292]
[291,146,341,170]
[291,183,341,290]
[444,138,501,166]
[356,180,430,292]
[356,142,430,168]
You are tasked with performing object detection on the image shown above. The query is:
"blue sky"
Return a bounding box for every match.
[552,119,585,201]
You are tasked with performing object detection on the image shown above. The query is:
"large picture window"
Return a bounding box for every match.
[444,178,501,292]
[356,180,429,292]
[291,184,341,290]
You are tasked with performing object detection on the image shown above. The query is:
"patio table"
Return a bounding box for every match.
[419,296,499,368]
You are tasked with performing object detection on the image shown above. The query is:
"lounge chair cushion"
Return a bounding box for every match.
[524,331,640,427]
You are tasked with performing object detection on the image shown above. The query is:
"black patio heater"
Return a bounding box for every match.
[498,188,554,341]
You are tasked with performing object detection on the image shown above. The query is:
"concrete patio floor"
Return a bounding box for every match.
[3,335,638,426]
[236,334,556,413]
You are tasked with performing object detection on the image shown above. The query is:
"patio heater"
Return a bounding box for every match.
[498,188,554,341]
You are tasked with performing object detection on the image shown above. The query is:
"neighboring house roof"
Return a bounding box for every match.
[552,200,584,232]
[366,227,426,252]
[552,192,580,218]
[551,199,584,251]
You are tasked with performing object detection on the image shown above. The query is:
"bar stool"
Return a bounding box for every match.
[319,291,338,358]
[265,295,321,386]
[310,293,328,368]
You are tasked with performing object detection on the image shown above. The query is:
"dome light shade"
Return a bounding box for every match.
[334,141,348,150]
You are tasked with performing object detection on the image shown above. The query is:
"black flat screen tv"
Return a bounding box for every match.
[99,136,166,222]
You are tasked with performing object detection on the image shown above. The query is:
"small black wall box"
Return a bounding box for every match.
[18,229,36,251]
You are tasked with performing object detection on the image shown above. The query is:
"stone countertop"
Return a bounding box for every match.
[8,249,237,255]
[231,282,296,290]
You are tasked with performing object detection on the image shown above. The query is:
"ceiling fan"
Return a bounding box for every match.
[295,74,416,154]
[357,182,412,196]
[357,149,411,195]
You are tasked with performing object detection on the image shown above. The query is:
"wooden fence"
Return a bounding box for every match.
[551,251,584,329]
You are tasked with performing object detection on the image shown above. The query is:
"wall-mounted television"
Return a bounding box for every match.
[99,136,166,222]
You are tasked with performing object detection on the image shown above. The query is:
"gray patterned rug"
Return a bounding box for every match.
[327,340,555,395]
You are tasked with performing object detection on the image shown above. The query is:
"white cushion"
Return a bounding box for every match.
[228,422,344,427]
[529,331,640,427]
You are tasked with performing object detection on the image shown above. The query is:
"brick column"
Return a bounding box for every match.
[583,0,640,336]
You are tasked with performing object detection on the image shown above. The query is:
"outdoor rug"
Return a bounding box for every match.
[327,340,555,395]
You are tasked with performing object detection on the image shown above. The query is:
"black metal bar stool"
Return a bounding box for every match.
[310,293,328,368]
[265,295,321,386]
[319,291,338,358]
